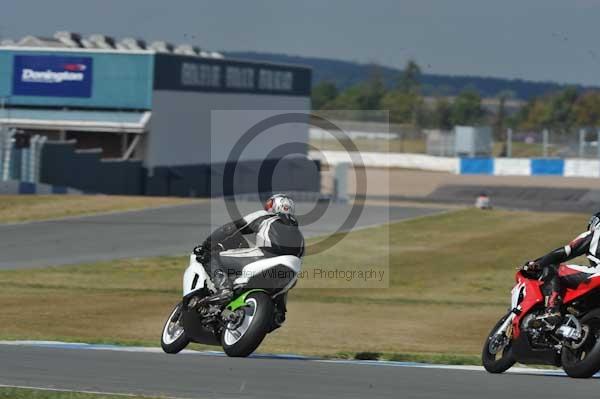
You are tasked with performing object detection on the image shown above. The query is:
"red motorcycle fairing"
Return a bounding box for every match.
[559,264,600,303]
[511,271,543,338]
[511,264,600,338]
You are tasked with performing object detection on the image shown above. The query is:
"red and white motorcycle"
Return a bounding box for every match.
[483,264,600,378]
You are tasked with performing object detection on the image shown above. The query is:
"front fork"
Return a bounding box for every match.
[489,312,516,354]
[496,312,516,340]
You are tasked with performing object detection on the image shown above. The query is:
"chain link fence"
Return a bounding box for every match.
[309,117,600,159]
[502,128,600,159]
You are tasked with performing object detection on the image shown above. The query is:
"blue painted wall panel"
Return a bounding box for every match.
[460,157,494,174]
[530,159,564,175]
[0,50,153,109]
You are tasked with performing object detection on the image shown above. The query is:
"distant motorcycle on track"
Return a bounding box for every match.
[482,263,600,378]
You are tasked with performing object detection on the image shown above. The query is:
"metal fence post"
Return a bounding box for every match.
[597,129,600,160]
[579,129,586,158]
[1,129,15,181]
[506,128,512,158]
[543,129,549,158]
[333,162,349,203]
[32,135,46,183]
[21,146,30,182]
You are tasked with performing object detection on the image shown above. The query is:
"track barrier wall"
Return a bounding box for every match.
[313,150,600,178]
[460,157,569,176]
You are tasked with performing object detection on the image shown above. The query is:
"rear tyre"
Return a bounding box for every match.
[482,313,516,373]
[562,310,600,378]
[161,302,190,354]
[221,292,274,357]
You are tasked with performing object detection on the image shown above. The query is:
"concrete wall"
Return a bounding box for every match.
[312,150,600,179]
[311,150,459,172]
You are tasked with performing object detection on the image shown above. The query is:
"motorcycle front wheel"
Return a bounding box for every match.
[562,309,600,378]
[221,292,274,357]
[161,302,190,354]
[482,313,516,373]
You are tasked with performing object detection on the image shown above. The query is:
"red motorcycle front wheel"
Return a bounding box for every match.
[482,313,516,373]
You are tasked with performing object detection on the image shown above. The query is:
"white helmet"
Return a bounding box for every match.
[264,194,295,216]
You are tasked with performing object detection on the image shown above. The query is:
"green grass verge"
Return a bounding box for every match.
[0,195,195,223]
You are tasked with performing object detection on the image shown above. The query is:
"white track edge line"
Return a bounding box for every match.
[0,383,186,399]
[0,340,571,376]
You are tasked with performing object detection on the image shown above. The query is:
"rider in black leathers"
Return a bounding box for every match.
[193,194,304,304]
[524,212,600,328]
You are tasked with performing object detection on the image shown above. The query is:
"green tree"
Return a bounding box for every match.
[516,88,578,132]
[574,91,600,126]
[518,99,552,130]
[434,97,453,130]
[357,66,386,109]
[379,60,424,125]
[324,66,385,111]
[324,85,362,109]
[381,91,422,124]
[548,87,578,133]
[398,60,422,94]
[450,89,485,126]
[311,81,338,110]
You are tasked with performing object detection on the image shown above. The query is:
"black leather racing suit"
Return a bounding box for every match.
[533,229,600,309]
[196,210,304,291]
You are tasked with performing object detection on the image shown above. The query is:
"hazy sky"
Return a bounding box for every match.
[3,0,600,85]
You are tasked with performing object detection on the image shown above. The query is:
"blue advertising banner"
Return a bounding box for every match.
[12,55,93,98]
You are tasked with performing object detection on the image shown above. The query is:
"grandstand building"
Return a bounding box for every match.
[0,32,316,196]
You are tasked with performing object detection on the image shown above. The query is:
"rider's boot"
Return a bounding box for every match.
[203,269,233,305]
[537,292,563,329]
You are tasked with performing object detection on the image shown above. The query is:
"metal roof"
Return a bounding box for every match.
[0,109,150,133]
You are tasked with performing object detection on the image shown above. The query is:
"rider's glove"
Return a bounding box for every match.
[521,260,540,272]
[193,245,208,264]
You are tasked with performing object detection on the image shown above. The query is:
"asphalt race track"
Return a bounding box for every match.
[0,200,446,269]
[0,343,597,399]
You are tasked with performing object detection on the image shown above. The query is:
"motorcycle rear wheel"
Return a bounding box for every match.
[482,313,516,373]
[221,292,274,357]
[562,309,600,378]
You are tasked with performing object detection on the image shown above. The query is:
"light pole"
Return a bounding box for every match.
[506,128,512,158]
[0,96,5,136]
[579,128,586,159]
[542,129,549,158]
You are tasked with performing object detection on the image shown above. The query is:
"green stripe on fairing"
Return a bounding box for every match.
[226,289,267,311]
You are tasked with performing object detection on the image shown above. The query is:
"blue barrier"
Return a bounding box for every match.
[18,181,36,194]
[459,158,494,175]
[51,185,68,194]
[457,158,574,177]
[530,159,565,176]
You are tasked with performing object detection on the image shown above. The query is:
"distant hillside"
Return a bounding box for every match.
[224,51,594,100]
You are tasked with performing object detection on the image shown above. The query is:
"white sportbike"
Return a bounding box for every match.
[161,248,301,357]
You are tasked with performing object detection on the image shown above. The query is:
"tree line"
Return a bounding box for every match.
[312,60,600,134]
